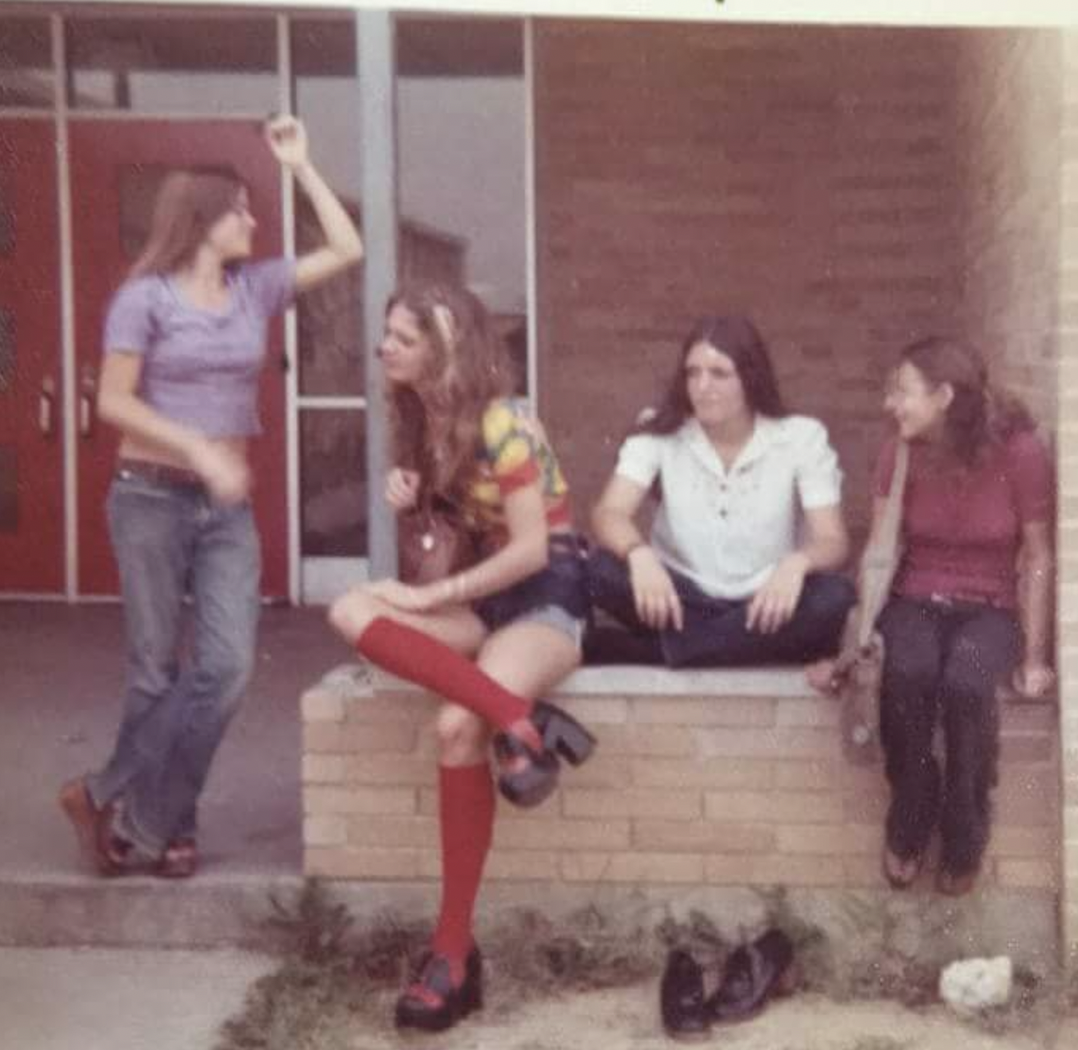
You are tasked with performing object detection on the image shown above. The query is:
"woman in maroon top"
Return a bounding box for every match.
[871,337,1053,895]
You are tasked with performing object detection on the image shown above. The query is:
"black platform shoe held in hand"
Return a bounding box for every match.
[659,948,711,1041]
[394,946,483,1032]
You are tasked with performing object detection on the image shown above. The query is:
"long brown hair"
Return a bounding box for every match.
[640,314,786,435]
[128,165,247,279]
[384,281,514,499]
[899,336,1034,466]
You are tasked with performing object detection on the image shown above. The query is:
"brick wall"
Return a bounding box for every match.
[952,28,1076,961]
[296,20,1074,964]
[954,30,1064,425]
[302,670,1059,898]
[533,20,963,544]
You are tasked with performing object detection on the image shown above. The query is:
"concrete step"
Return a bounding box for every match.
[0,870,304,949]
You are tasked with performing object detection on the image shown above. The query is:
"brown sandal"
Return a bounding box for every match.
[59,778,131,877]
[95,802,142,877]
[156,838,198,879]
[937,867,978,896]
[882,845,922,889]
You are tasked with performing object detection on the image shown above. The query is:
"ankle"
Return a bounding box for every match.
[427,943,470,986]
[507,711,541,754]
[111,804,163,861]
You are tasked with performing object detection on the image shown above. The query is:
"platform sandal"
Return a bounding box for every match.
[395,946,483,1032]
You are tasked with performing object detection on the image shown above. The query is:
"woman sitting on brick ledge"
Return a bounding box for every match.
[586,313,855,667]
[863,337,1054,896]
[328,282,596,1034]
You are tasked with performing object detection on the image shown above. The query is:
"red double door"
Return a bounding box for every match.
[0,119,288,598]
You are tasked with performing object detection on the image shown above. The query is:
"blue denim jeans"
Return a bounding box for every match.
[86,467,260,854]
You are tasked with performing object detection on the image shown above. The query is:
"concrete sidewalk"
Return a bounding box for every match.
[0,946,274,1050]
[0,602,348,946]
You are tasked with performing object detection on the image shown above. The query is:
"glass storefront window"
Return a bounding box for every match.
[291,16,364,399]
[300,409,367,557]
[65,16,277,113]
[396,17,528,393]
[0,17,53,109]
[292,16,368,561]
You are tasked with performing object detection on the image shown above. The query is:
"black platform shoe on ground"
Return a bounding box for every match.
[394,946,483,1032]
[659,948,711,1041]
[708,928,796,1025]
[492,701,596,808]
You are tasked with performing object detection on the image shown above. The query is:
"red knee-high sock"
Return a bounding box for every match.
[355,616,531,733]
[431,763,495,965]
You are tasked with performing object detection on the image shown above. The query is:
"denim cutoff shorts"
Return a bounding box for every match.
[473,533,589,647]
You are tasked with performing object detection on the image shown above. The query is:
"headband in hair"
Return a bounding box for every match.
[431,303,458,352]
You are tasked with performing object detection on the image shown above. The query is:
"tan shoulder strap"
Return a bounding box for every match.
[855,440,909,647]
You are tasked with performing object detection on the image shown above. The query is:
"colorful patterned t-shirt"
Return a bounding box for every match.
[458,397,572,546]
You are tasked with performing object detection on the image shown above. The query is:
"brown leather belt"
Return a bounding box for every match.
[116,458,204,489]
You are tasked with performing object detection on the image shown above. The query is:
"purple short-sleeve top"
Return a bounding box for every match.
[102,257,297,438]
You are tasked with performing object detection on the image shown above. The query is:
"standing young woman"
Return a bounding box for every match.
[870,337,1053,895]
[328,282,595,1033]
[587,314,854,668]
[59,116,363,878]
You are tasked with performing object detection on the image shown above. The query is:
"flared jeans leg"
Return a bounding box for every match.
[87,474,260,853]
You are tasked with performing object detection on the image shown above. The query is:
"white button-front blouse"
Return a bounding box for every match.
[614,415,843,600]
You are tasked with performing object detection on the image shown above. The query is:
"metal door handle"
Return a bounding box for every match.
[79,366,97,438]
[39,376,56,437]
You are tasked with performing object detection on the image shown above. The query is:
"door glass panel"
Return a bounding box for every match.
[0,446,16,532]
[292,16,365,398]
[0,308,13,393]
[396,17,528,394]
[300,409,367,557]
[66,16,277,113]
[0,17,53,109]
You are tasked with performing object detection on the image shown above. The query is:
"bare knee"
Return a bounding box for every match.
[436,704,488,765]
[327,586,383,644]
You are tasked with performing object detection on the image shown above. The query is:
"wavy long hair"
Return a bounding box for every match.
[128,165,247,279]
[638,314,786,436]
[898,336,1034,466]
[384,282,515,500]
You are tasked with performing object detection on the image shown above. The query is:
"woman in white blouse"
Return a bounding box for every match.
[587,314,855,667]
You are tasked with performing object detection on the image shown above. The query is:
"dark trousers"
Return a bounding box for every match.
[877,596,1020,876]
[584,547,855,668]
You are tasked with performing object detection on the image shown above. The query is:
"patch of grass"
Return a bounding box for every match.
[468,902,660,1018]
[216,882,429,1050]
[215,884,663,1049]
[217,881,1078,1050]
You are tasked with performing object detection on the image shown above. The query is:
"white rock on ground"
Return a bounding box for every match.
[939,955,1014,1016]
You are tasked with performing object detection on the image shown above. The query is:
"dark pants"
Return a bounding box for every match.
[877,596,1020,877]
[584,547,855,667]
